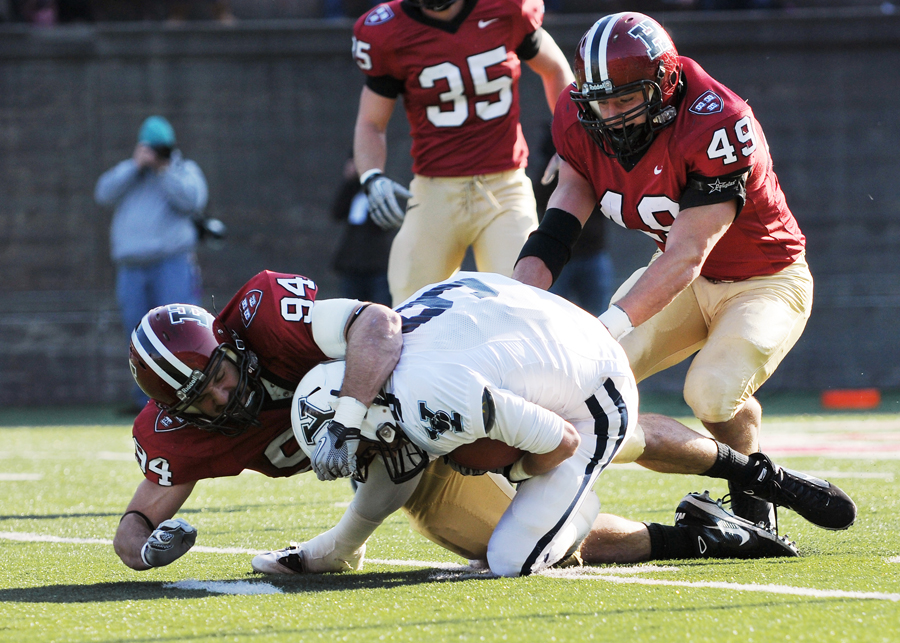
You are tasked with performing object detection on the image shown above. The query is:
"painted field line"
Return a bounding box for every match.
[164,580,283,595]
[3,532,897,601]
[545,567,900,601]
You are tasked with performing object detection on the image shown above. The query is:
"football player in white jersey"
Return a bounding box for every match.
[258,273,855,577]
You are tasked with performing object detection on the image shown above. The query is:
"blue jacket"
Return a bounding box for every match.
[95,150,208,265]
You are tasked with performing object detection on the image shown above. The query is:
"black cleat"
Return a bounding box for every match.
[676,491,799,559]
[741,453,857,530]
[728,479,777,530]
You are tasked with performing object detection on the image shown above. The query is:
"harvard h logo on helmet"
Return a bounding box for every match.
[571,12,683,165]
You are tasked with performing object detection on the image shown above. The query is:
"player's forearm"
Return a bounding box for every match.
[353,126,388,175]
[340,304,402,405]
[113,515,152,571]
[521,421,580,477]
[613,247,701,328]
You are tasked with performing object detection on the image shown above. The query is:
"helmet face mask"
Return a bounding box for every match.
[292,361,429,484]
[129,304,264,436]
[571,12,682,165]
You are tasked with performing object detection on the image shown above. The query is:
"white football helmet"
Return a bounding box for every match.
[291,361,429,483]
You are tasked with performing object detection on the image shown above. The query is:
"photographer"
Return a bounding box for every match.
[95,115,210,414]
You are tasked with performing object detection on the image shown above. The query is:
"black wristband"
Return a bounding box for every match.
[516,208,583,285]
[120,510,155,531]
[346,303,371,333]
[361,170,383,191]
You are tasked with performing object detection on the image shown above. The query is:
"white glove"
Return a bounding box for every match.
[598,304,634,342]
[140,518,197,568]
[312,420,362,481]
[361,170,411,230]
[541,153,562,186]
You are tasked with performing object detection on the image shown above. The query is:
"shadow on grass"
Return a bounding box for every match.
[0,503,300,522]
[0,568,483,603]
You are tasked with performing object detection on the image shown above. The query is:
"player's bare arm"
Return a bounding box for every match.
[513,159,596,290]
[114,479,196,570]
[340,303,403,407]
[611,199,736,329]
[524,29,575,114]
[519,420,580,477]
[353,86,396,177]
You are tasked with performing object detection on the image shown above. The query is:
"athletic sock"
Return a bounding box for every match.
[701,441,755,486]
[645,522,694,560]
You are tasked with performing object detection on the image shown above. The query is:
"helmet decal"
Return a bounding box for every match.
[627,19,670,60]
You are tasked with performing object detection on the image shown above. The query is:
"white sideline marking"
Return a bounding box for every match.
[0,473,42,481]
[543,567,900,602]
[164,580,282,595]
[2,531,897,601]
[0,532,112,545]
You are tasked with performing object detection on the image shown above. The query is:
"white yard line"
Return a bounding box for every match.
[543,567,900,602]
[2,531,897,601]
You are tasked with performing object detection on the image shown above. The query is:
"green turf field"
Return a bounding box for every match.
[1,408,898,642]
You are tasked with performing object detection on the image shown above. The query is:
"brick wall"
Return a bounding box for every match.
[0,7,897,406]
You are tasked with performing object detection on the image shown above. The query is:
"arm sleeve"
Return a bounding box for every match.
[365,74,405,99]
[515,28,542,61]
[159,158,209,215]
[310,298,363,359]
[95,160,141,206]
[488,386,566,454]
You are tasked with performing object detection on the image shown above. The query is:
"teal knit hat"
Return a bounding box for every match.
[138,116,176,147]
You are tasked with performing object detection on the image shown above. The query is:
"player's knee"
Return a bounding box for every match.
[486,548,524,577]
[683,365,743,423]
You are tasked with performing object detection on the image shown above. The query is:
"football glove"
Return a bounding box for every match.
[312,420,362,481]
[541,152,562,186]
[140,518,197,568]
[362,171,411,230]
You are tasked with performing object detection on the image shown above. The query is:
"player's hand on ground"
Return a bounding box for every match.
[362,171,411,230]
[312,421,362,481]
[140,518,197,568]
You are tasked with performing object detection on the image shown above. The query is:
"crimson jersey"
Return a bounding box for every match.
[554,57,805,281]
[131,271,330,487]
[353,0,544,177]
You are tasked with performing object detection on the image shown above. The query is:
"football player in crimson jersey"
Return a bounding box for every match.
[513,13,814,528]
[114,270,516,571]
[351,0,574,306]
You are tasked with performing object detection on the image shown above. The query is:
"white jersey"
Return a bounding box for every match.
[390,272,634,458]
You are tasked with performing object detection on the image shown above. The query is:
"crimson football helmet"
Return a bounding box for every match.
[571,12,683,163]
[129,303,264,435]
